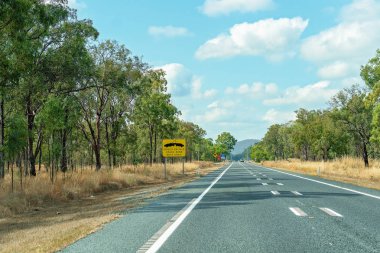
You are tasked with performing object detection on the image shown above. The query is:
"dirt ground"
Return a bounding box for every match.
[0,165,220,253]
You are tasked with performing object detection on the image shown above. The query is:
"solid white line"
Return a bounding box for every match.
[144,163,233,253]
[262,183,268,186]
[289,207,308,217]
[277,183,284,186]
[319,208,343,217]
[271,191,280,195]
[254,164,380,200]
[291,191,302,196]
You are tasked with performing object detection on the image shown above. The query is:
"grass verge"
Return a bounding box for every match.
[0,161,221,253]
[262,157,380,190]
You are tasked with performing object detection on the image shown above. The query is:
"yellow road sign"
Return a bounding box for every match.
[162,139,186,158]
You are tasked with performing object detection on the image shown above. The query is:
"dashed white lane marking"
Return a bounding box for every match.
[319,208,343,217]
[277,183,284,186]
[140,163,233,253]
[291,191,302,196]
[268,178,273,180]
[257,178,261,180]
[289,207,308,217]
[271,191,280,195]
[262,183,268,186]
[255,164,380,201]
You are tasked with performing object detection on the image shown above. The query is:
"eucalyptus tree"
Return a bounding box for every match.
[133,70,179,165]
[362,50,380,146]
[179,121,206,162]
[77,40,143,170]
[2,0,98,176]
[330,85,372,167]
[215,132,237,158]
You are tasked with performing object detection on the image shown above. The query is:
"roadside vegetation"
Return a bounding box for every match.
[251,49,380,188]
[263,157,380,190]
[0,4,241,250]
[0,162,217,218]
[0,1,238,196]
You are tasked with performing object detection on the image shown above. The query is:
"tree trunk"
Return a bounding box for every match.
[60,128,68,173]
[27,97,36,176]
[105,118,112,168]
[149,125,153,166]
[95,112,102,170]
[94,143,101,171]
[38,144,42,171]
[153,130,157,163]
[363,142,369,167]
[0,98,4,179]
[60,107,69,173]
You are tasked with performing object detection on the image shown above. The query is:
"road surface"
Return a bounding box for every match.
[62,162,380,253]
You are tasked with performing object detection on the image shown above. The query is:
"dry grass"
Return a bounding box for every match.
[0,161,220,253]
[0,162,211,218]
[262,157,380,190]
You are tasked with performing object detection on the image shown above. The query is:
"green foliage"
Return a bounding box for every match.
[250,143,270,162]
[5,115,27,160]
[215,132,237,155]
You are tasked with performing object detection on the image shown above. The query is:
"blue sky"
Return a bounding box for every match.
[70,0,380,141]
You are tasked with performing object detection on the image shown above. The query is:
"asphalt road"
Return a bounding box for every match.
[62,162,380,253]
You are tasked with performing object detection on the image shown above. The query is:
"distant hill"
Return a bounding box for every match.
[231,139,259,155]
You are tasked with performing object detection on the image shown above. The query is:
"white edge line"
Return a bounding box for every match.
[145,163,233,253]
[319,208,343,217]
[255,164,380,200]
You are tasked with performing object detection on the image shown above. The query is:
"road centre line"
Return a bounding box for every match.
[289,207,308,217]
[319,208,343,217]
[291,191,302,196]
[271,191,280,195]
[141,163,233,253]
[262,183,268,186]
[277,183,284,186]
[254,164,380,200]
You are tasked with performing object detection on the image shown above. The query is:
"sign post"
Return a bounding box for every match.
[182,158,185,175]
[162,139,186,179]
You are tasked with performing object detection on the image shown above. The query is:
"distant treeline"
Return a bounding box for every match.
[251,49,380,167]
[0,0,238,179]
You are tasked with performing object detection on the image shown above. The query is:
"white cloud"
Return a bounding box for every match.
[301,0,380,79]
[225,82,278,97]
[196,17,308,61]
[263,109,296,124]
[156,63,217,99]
[340,0,380,22]
[192,77,218,99]
[156,63,193,96]
[148,26,191,38]
[317,61,351,79]
[196,100,238,123]
[264,81,338,106]
[201,0,274,16]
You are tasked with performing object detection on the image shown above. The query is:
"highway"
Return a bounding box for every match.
[62,162,380,253]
